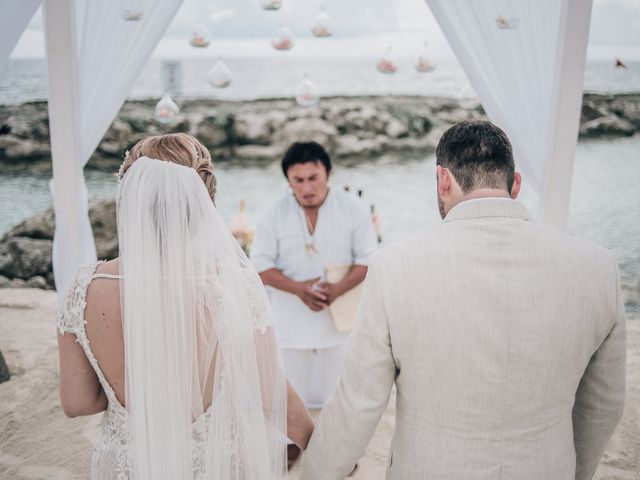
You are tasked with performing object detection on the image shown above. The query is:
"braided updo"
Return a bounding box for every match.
[117,133,217,204]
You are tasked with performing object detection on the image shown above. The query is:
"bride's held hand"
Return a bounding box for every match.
[296,278,327,311]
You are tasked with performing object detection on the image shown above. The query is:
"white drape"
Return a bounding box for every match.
[0,0,42,70]
[425,0,592,228]
[45,0,184,300]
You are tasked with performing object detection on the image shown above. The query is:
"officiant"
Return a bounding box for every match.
[251,141,377,415]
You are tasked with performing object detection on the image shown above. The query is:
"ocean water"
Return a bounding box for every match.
[1,57,639,105]
[1,137,638,316]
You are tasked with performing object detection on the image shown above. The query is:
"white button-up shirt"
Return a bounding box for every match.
[251,187,377,349]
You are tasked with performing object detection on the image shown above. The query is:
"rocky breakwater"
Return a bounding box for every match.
[0,199,117,289]
[0,96,458,172]
[1,93,639,172]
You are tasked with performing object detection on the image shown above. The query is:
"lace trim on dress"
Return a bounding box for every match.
[56,260,272,479]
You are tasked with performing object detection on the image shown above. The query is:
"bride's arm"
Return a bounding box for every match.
[286,380,314,449]
[57,333,108,417]
[254,326,314,449]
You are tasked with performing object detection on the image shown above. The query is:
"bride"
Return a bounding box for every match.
[56,133,313,479]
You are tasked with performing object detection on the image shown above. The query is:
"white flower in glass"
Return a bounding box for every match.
[415,41,435,73]
[295,74,319,107]
[121,0,144,21]
[311,6,334,38]
[496,0,519,29]
[154,94,180,124]
[259,0,282,11]
[189,23,211,48]
[377,45,397,74]
[208,58,232,89]
[272,26,294,51]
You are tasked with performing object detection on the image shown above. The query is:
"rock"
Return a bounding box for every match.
[2,208,55,241]
[103,118,133,144]
[0,275,10,288]
[335,134,389,157]
[6,278,28,288]
[338,106,387,136]
[275,117,338,150]
[88,199,118,259]
[0,237,53,279]
[233,112,278,146]
[0,198,117,286]
[0,135,50,162]
[406,115,433,137]
[195,114,230,147]
[26,276,48,289]
[610,100,640,129]
[580,115,635,138]
[0,350,9,384]
[581,102,606,122]
[385,118,409,138]
[0,93,638,168]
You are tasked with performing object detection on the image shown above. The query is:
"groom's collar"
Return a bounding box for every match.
[443,197,532,223]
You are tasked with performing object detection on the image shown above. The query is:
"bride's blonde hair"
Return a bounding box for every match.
[118,133,217,203]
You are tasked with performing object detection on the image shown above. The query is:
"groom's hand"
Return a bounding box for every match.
[296,278,328,311]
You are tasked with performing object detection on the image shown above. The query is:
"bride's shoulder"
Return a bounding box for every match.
[57,261,103,335]
[94,258,120,276]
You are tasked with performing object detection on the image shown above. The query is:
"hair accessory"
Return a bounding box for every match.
[115,150,130,183]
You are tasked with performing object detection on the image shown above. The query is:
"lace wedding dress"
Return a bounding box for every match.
[56,157,287,479]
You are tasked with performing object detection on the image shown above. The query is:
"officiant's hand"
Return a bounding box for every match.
[296,278,328,311]
[315,281,342,305]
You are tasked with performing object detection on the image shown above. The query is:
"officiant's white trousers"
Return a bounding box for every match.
[281,345,346,410]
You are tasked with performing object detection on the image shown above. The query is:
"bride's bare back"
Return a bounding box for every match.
[84,258,126,406]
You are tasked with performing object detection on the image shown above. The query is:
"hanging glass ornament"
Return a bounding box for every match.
[154,94,180,124]
[272,26,294,51]
[121,0,144,21]
[376,45,397,74]
[259,0,282,11]
[208,57,232,89]
[311,6,334,38]
[295,74,319,107]
[415,41,435,73]
[496,0,519,29]
[189,23,211,48]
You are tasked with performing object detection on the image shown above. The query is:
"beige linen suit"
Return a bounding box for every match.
[300,198,626,480]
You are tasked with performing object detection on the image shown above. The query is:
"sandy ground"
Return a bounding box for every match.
[0,288,638,479]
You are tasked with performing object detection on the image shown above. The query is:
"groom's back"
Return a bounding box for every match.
[376,199,621,479]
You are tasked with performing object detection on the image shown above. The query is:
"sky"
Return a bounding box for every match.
[10,0,640,60]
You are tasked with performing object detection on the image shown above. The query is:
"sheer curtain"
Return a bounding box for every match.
[0,0,42,71]
[45,0,183,300]
[425,0,592,227]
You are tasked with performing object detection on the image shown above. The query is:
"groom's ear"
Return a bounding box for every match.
[511,171,522,199]
[437,166,451,197]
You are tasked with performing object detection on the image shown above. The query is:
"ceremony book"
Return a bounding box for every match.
[325,264,363,333]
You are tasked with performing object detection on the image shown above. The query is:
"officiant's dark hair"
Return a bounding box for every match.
[281,141,332,178]
[436,120,515,193]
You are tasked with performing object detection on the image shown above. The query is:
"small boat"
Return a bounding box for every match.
[615,58,627,69]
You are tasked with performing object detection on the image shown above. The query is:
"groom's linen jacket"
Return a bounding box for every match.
[300,198,626,480]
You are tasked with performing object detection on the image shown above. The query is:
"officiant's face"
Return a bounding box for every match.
[287,161,330,208]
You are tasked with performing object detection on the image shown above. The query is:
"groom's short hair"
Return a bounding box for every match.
[436,120,515,193]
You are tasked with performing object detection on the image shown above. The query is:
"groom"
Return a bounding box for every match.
[300,120,627,480]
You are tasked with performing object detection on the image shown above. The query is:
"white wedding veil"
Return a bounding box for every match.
[117,157,287,479]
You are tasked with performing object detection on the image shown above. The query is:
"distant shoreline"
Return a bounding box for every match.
[0,93,638,174]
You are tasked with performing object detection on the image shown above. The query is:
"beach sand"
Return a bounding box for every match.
[1,288,638,479]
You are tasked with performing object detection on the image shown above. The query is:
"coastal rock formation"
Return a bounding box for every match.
[0,198,117,289]
[1,94,637,172]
